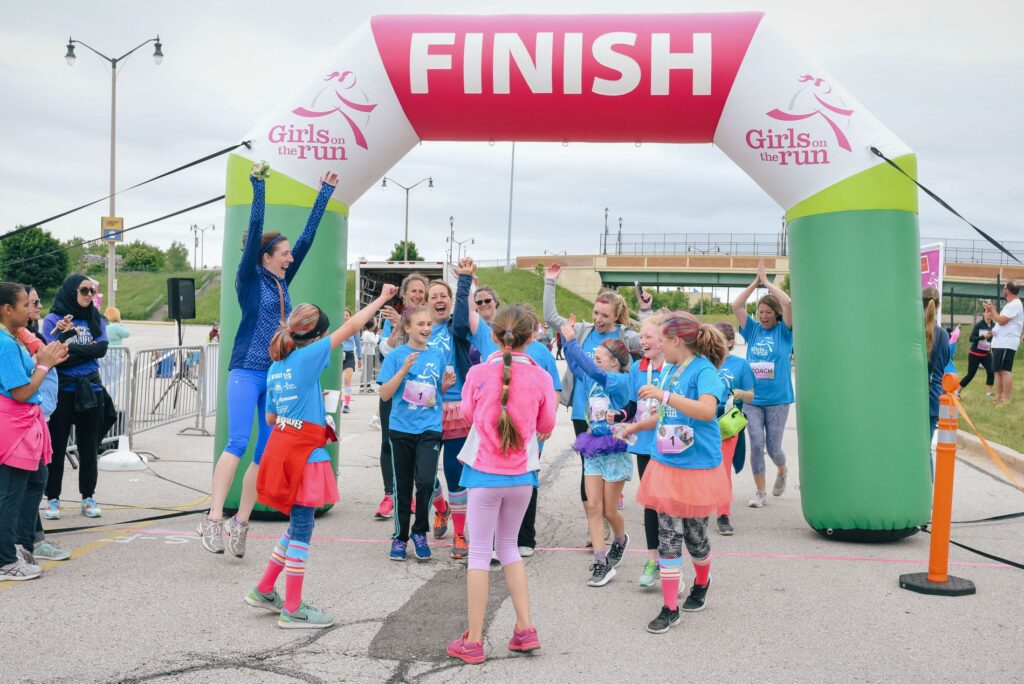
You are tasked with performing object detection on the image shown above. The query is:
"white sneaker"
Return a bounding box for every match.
[44,499,60,520]
[518,546,535,558]
[0,559,42,581]
[772,471,788,497]
[748,490,768,508]
[368,415,381,431]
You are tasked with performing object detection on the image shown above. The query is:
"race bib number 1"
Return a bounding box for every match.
[403,380,437,408]
[657,425,694,454]
[750,361,776,380]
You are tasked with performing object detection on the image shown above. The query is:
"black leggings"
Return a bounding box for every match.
[379,397,393,495]
[389,429,442,541]
[46,391,103,500]
[572,419,589,502]
[635,454,660,551]
[959,353,994,390]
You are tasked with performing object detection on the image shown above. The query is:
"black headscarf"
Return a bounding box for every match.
[50,273,104,339]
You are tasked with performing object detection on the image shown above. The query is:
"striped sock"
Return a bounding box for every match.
[343,387,351,406]
[449,488,467,536]
[432,480,448,514]
[283,540,309,613]
[659,557,683,611]
[692,555,711,587]
[256,533,290,593]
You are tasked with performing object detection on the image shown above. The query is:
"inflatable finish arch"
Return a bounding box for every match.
[218,13,931,539]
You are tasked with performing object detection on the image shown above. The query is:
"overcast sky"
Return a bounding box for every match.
[1,1,1021,269]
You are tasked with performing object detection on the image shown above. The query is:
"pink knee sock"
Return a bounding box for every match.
[256,533,290,593]
[693,555,711,587]
[433,483,448,514]
[283,540,309,613]
[659,557,682,611]
[449,488,468,536]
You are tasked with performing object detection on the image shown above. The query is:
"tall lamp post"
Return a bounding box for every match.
[381,176,433,261]
[446,216,474,264]
[190,223,216,270]
[65,34,164,307]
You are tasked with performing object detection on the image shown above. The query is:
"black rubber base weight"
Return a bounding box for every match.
[814,526,920,543]
[899,572,976,596]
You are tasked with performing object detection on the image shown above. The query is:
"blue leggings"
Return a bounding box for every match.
[225,368,271,465]
[442,437,467,493]
[288,504,316,545]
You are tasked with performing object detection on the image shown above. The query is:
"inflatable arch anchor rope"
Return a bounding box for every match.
[216,13,930,539]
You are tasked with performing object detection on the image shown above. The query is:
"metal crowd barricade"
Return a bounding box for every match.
[359,340,380,393]
[129,345,208,438]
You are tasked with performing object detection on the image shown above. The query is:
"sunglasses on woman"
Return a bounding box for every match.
[475,297,494,306]
[79,286,96,295]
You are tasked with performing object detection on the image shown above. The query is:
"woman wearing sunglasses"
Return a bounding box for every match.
[40,274,110,520]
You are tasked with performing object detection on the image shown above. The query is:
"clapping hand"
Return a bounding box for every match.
[560,314,577,341]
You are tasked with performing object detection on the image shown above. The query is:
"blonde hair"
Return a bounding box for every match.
[491,305,535,454]
[104,306,121,323]
[269,304,323,361]
[399,272,428,301]
[922,287,940,355]
[595,289,632,327]
[661,311,728,368]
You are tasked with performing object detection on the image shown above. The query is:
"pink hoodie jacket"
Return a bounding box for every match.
[459,352,557,476]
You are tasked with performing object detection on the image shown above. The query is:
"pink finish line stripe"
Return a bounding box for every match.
[133,528,1011,569]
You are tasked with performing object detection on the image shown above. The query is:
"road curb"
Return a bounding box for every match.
[957,430,1024,476]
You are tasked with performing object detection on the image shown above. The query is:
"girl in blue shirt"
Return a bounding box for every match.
[712,322,756,537]
[341,308,363,414]
[634,312,730,634]
[560,315,635,588]
[378,307,456,562]
[731,260,794,508]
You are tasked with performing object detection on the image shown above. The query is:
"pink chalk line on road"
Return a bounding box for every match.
[130,528,1012,570]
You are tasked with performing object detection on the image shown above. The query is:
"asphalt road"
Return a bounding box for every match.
[3,364,1023,683]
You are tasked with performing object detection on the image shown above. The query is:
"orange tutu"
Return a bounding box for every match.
[636,458,731,518]
[442,401,472,440]
[293,460,340,509]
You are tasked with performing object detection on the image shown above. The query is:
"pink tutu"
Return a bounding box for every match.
[636,458,731,519]
[293,460,340,509]
[442,401,472,440]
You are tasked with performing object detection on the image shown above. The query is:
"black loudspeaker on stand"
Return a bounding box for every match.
[155,278,198,413]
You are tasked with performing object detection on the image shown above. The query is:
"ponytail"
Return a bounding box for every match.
[492,305,535,454]
[696,324,728,368]
[269,303,324,361]
[922,287,939,355]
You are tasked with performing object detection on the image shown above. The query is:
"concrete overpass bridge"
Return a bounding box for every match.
[516,233,1024,304]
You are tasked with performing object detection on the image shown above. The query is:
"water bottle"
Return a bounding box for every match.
[614,424,638,446]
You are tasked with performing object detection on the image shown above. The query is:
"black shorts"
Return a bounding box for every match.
[991,348,1016,373]
[343,351,356,371]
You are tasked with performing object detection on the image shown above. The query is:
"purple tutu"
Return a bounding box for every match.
[574,432,629,458]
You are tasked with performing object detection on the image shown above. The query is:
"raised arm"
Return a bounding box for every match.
[732,277,758,329]
[543,263,568,329]
[330,284,398,351]
[562,334,609,388]
[453,259,475,340]
[239,169,267,283]
[758,260,793,329]
[286,171,338,283]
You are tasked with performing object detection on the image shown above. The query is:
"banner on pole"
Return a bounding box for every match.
[921,242,943,292]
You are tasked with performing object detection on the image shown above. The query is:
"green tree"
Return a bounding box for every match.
[0,226,68,291]
[166,240,190,271]
[122,241,165,272]
[778,274,791,295]
[388,240,423,261]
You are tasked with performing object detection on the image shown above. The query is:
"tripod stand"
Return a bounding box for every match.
[153,318,199,414]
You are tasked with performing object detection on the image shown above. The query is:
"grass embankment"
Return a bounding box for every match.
[950,334,1022,452]
[42,270,218,321]
[475,266,595,321]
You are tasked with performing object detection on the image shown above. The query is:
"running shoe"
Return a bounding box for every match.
[244,586,283,614]
[450,533,468,560]
[196,516,225,554]
[508,625,541,652]
[518,546,535,558]
[44,499,60,520]
[772,471,787,497]
[15,545,36,566]
[647,606,681,634]
[432,509,450,539]
[278,601,335,629]
[607,533,630,569]
[638,559,659,588]
[389,539,407,562]
[225,516,250,558]
[368,415,381,430]
[717,515,735,536]
[81,498,102,518]
[748,490,767,508]
[0,559,42,581]
[682,577,711,612]
[342,404,351,414]
[375,495,394,519]
[586,560,616,587]
[447,631,485,664]
[411,532,431,560]
[33,541,71,561]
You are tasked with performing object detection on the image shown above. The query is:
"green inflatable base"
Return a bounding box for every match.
[814,526,919,543]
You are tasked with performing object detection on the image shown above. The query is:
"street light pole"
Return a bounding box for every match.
[66,35,163,307]
[381,176,433,261]
[191,223,215,270]
[505,142,516,272]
